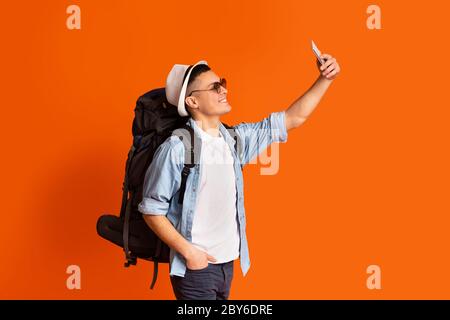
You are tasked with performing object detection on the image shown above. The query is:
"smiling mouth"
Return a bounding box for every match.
[219,97,228,103]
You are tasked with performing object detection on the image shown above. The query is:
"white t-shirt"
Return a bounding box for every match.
[190,123,240,264]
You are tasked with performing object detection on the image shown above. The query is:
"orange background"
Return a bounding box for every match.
[1,0,449,299]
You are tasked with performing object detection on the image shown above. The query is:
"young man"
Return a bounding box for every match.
[138,55,341,300]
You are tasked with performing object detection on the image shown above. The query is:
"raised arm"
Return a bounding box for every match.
[285,53,341,131]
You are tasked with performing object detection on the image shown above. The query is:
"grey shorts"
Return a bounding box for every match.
[170,261,234,300]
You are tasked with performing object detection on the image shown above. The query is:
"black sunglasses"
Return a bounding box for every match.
[187,78,227,97]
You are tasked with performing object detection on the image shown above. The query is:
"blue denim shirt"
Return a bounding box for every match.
[138,111,288,277]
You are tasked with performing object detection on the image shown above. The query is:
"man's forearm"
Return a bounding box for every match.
[143,215,194,260]
[285,75,334,129]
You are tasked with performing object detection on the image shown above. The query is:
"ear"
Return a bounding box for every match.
[185,96,199,110]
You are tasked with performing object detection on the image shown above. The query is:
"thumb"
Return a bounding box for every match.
[207,254,217,262]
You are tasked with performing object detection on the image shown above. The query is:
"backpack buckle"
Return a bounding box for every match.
[124,256,137,268]
[181,166,191,177]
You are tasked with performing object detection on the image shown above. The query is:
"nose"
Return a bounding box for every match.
[219,85,227,94]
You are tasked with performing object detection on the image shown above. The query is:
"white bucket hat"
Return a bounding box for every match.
[165,60,208,116]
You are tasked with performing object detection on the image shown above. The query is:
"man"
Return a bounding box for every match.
[138,55,341,300]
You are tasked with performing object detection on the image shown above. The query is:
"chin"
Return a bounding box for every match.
[219,103,232,115]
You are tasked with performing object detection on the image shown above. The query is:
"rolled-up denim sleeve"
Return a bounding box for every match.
[234,111,288,166]
[138,136,184,216]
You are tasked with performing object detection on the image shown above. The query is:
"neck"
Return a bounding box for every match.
[192,114,221,137]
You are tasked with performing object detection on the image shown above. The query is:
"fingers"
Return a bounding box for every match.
[319,55,340,78]
[322,64,336,76]
[320,56,336,71]
[326,69,338,78]
[207,254,217,262]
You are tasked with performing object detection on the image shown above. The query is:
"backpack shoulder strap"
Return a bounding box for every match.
[172,124,201,205]
[222,123,243,168]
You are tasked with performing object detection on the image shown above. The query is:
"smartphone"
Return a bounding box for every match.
[311,40,325,65]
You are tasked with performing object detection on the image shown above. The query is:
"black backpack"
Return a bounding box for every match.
[96,88,241,289]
